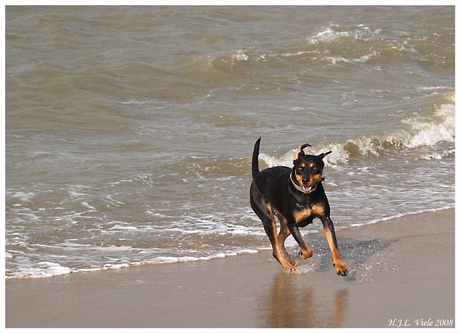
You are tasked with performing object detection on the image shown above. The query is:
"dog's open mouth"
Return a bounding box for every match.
[290,173,320,194]
[301,185,315,194]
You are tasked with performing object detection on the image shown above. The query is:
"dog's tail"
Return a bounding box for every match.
[252,137,261,179]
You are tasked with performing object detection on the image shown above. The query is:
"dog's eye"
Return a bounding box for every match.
[311,166,318,172]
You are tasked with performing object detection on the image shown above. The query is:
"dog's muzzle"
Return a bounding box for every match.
[290,173,317,194]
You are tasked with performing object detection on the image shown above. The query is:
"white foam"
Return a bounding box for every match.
[419,149,454,161]
[401,103,455,148]
[117,98,155,105]
[347,205,455,229]
[81,202,96,210]
[326,51,379,65]
[308,27,350,44]
[7,262,72,279]
[10,191,35,202]
[259,99,455,166]
[307,25,381,46]
[233,50,249,61]
[108,225,138,231]
[5,248,265,279]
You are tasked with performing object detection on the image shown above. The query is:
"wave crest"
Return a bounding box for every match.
[260,98,455,167]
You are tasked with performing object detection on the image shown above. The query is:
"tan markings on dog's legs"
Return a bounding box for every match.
[266,204,297,272]
[277,214,300,266]
[292,209,313,259]
[322,219,348,275]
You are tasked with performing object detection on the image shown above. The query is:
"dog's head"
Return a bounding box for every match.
[291,143,331,194]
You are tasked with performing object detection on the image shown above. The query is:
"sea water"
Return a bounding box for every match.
[5,6,455,278]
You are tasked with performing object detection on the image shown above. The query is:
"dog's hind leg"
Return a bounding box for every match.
[251,198,297,272]
[277,214,300,267]
[264,206,298,272]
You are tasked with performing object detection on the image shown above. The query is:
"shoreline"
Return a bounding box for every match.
[5,206,454,281]
[5,208,456,328]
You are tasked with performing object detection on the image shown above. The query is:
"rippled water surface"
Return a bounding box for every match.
[5,6,455,278]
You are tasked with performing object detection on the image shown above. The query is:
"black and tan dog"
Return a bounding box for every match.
[250,137,348,276]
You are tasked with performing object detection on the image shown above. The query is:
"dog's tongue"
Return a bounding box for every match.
[303,186,312,193]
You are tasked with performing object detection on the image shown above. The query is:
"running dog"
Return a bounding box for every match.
[250,137,348,275]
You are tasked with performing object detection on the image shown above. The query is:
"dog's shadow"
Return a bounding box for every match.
[290,232,398,281]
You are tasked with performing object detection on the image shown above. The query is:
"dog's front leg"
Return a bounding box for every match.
[287,222,313,260]
[321,216,348,276]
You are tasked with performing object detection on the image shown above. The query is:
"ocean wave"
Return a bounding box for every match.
[260,96,454,167]
[307,24,384,47]
[325,51,380,65]
[346,205,455,228]
[307,26,354,45]
[6,205,455,280]
[304,23,453,69]
[116,98,156,105]
[6,261,72,279]
[5,248,261,279]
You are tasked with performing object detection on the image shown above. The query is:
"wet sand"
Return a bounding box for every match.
[5,208,456,328]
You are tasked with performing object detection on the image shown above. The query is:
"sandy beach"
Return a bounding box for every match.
[5,208,456,329]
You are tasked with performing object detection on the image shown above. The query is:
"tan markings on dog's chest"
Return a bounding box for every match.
[293,208,311,223]
[293,204,326,223]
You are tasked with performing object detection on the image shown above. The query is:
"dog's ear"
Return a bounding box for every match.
[294,143,311,160]
[318,151,332,159]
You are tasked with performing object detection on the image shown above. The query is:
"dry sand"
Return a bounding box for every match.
[5,208,456,329]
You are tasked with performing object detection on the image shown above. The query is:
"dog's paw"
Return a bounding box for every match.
[334,262,348,276]
[299,249,313,259]
[289,258,300,266]
[282,264,298,273]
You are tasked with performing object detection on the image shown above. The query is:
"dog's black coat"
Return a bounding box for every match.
[250,137,347,275]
